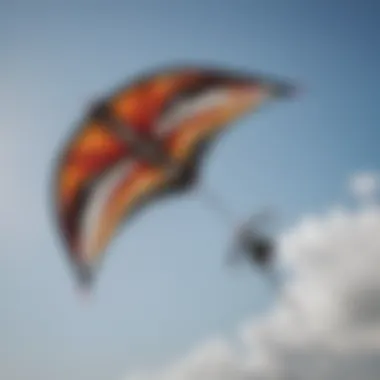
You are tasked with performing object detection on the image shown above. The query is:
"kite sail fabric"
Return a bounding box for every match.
[55,116,171,283]
[56,119,128,257]
[107,67,292,162]
[53,65,296,288]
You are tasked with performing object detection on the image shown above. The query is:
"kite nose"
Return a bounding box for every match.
[271,81,299,98]
[248,75,299,99]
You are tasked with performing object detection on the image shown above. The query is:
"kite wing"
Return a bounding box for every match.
[93,66,296,169]
[54,114,171,285]
[156,71,296,168]
[72,160,169,267]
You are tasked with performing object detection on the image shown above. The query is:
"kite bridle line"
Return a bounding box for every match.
[196,184,241,231]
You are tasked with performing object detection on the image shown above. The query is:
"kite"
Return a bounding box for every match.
[53,65,297,289]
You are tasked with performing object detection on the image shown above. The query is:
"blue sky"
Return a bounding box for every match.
[1,1,379,379]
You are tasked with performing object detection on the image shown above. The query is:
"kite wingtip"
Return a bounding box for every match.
[73,262,96,302]
[277,81,302,99]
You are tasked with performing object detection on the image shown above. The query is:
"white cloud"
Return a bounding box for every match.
[121,172,380,380]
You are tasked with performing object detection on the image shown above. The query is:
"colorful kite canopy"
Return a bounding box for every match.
[53,65,296,289]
